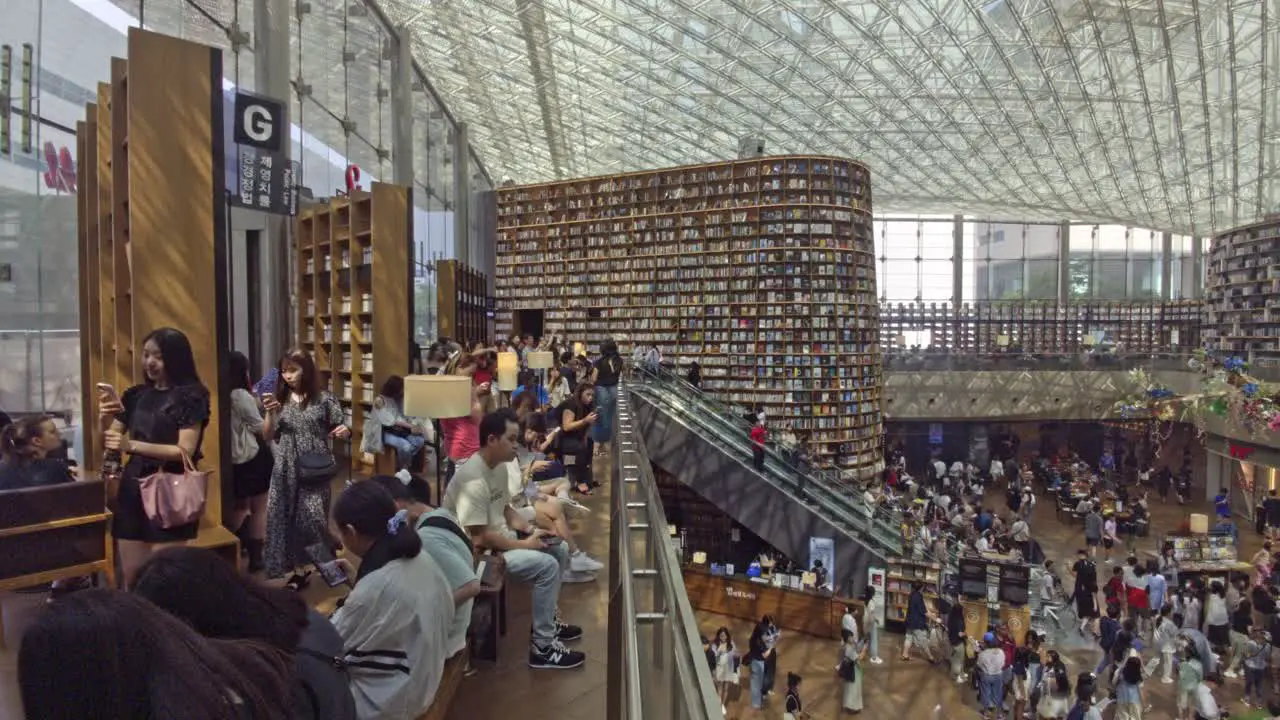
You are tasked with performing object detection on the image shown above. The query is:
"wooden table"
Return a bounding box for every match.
[682,566,861,639]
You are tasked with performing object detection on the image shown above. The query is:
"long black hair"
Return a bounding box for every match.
[227,350,253,393]
[144,327,202,387]
[19,589,292,720]
[333,480,421,583]
[132,546,309,652]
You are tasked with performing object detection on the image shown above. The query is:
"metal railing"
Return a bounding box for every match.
[880,350,1280,381]
[608,387,723,720]
[630,364,904,557]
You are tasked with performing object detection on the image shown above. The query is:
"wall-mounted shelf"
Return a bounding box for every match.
[494,155,882,479]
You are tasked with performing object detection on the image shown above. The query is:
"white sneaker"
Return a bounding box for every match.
[1161,677,1174,684]
[1224,670,1239,679]
[869,657,883,665]
[570,551,604,573]
[559,497,591,515]
[562,570,597,584]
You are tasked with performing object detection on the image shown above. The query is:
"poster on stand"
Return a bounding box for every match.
[867,566,887,626]
[807,536,834,591]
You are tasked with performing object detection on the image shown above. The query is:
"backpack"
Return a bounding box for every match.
[1099,618,1119,651]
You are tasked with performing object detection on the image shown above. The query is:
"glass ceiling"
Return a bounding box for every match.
[379,0,1280,235]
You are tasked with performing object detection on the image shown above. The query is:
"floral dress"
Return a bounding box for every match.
[264,392,343,578]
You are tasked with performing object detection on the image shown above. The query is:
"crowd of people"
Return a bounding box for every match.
[693,426,1279,720]
[0,327,632,718]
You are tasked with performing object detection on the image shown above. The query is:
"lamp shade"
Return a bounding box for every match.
[573,342,586,358]
[527,351,554,370]
[1189,513,1209,534]
[496,351,519,391]
[403,374,472,419]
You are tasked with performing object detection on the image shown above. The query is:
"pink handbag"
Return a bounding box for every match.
[139,450,209,528]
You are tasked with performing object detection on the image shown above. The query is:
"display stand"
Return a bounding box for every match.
[75,28,236,564]
[495,156,882,479]
[885,557,941,623]
[295,183,413,475]
[436,259,489,345]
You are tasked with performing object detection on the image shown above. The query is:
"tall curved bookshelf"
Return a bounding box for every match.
[1205,219,1280,359]
[494,155,883,480]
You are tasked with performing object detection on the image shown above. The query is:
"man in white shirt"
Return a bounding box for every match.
[932,458,947,484]
[443,409,586,670]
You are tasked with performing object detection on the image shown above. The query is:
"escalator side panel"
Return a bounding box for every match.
[633,392,876,597]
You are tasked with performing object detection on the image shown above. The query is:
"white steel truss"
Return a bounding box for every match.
[379,0,1279,235]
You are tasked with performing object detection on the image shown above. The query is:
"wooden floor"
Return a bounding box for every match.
[699,491,1262,720]
[0,467,1260,720]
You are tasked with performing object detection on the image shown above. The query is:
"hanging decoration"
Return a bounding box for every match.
[1113,350,1280,448]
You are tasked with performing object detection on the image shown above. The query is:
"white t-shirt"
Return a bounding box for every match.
[1193,683,1219,718]
[442,454,514,539]
[933,460,947,478]
[990,459,1004,477]
[841,611,858,640]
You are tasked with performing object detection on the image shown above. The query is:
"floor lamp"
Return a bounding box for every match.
[403,374,473,505]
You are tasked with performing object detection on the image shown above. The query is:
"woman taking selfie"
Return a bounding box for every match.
[96,327,211,587]
[262,348,351,591]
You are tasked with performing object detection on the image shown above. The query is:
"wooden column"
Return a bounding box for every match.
[76,29,234,557]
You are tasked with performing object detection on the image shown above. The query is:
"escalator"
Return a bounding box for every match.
[627,370,902,595]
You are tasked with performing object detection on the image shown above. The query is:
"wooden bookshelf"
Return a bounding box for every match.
[881,300,1202,355]
[75,28,235,556]
[1205,220,1280,358]
[884,557,941,623]
[295,183,413,470]
[436,259,489,345]
[494,156,882,479]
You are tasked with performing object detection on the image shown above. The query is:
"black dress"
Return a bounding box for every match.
[114,383,211,542]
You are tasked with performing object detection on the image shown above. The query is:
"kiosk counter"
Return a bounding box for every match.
[682,566,861,639]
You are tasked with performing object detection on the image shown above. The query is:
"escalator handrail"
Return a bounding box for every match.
[631,369,903,552]
[631,383,901,557]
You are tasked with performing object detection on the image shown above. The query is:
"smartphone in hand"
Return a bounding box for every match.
[304,542,349,587]
[96,382,120,401]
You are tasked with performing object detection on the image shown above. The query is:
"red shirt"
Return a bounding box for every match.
[750,425,767,448]
[473,367,493,387]
[440,416,480,461]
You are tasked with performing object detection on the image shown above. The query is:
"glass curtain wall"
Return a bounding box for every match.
[879,216,1211,303]
[4,0,484,425]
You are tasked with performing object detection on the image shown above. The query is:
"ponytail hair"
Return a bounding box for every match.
[333,481,421,583]
[1,415,51,464]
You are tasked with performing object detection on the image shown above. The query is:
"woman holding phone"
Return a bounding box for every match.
[96,327,211,587]
[262,348,351,591]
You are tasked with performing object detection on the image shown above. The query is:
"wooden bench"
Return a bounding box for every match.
[0,480,114,648]
[470,554,507,663]
[416,646,469,720]
[185,522,241,573]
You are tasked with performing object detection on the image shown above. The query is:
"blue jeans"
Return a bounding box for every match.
[382,432,425,469]
[979,672,1005,709]
[592,385,617,443]
[749,659,765,708]
[503,542,569,647]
